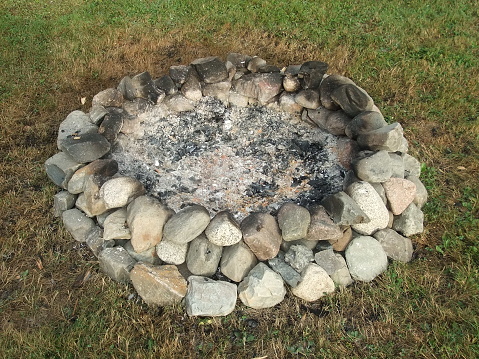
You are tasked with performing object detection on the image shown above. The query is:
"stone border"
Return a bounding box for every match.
[45,54,427,316]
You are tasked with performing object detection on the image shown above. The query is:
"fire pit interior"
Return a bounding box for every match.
[45,54,427,317]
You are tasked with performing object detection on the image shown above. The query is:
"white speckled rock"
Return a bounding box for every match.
[345,236,388,282]
[291,263,335,301]
[100,176,145,210]
[205,211,242,246]
[156,239,189,265]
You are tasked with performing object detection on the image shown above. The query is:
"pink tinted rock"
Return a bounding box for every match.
[382,178,417,215]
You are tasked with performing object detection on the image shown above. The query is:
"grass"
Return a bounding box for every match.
[1,0,478,357]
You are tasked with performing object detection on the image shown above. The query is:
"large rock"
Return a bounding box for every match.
[321,192,369,226]
[185,276,237,316]
[202,81,232,103]
[283,74,301,92]
[238,263,286,309]
[295,89,320,109]
[181,70,203,101]
[352,150,393,183]
[241,212,282,260]
[357,122,406,152]
[268,255,301,287]
[75,175,108,217]
[127,196,173,252]
[62,208,97,242]
[373,228,414,263]
[346,181,389,235]
[291,263,335,301]
[53,191,77,217]
[191,56,228,84]
[186,234,222,277]
[314,249,353,287]
[124,240,161,265]
[92,88,124,108]
[103,208,131,241]
[279,92,303,114]
[130,263,187,306]
[205,211,242,246]
[382,178,417,215]
[156,239,189,265]
[98,247,136,283]
[67,159,118,194]
[57,110,98,149]
[402,154,422,178]
[162,205,210,244]
[392,203,424,237]
[284,245,314,272]
[164,93,195,112]
[331,84,374,117]
[233,73,283,104]
[345,111,387,139]
[169,65,190,86]
[388,153,405,178]
[319,74,355,110]
[45,152,83,189]
[220,240,258,282]
[306,107,351,136]
[306,205,343,243]
[298,61,328,89]
[100,177,145,210]
[155,75,177,95]
[277,203,311,241]
[98,110,124,143]
[86,227,114,257]
[345,236,388,282]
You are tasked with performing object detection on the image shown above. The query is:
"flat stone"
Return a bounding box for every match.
[164,93,195,112]
[374,228,414,263]
[357,123,406,152]
[185,276,237,316]
[307,205,343,243]
[100,176,145,210]
[86,227,114,257]
[319,74,355,110]
[295,89,320,109]
[392,203,424,237]
[247,56,267,72]
[277,203,311,241]
[98,110,124,143]
[220,240,258,282]
[345,236,388,282]
[124,240,161,265]
[57,110,98,149]
[127,195,173,252]
[406,175,428,208]
[383,178,417,215]
[352,150,393,183]
[281,238,318,252]
[283,74,301,92]
[233,73,283,104]
[59,133,111,164]
[346,181,390,235]
[92,88,124,108]
[103,208,130,241]
[169,65,190,86]
[130,263,187,306]
[62,208,97,242]
[284,244,314,272]
[156,239,188,265]
[186,234,223,277]
[163,205,210,245]
[67,159,118,194]
[306,107,351,136]
[291,263,335,301]
[268,256,301,287]
[314,249,353,287]
[279,92,303,114]
[321,192,369,226]
[389,153,405,178]
[75,175,108,217]
[226,53,252,68]
[331,84,374,117]
[181,70,203,101]
[45,152,83,189]
[238,263,286,309]
[345,111,387,139]
[98,247,136,283]
[53,191,77,217]
[155,75,178,95]
[402,153,422,177]
[332,226,353,251]
[202,81,232,104]
[241,212,282,260]
[89,105,109,125]
[205,211,242,246]
[192,56,228,83]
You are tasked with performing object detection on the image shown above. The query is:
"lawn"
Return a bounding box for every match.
[0,0,478,358]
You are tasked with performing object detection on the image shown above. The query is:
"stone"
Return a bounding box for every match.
[130,72,158,101]
[123,240,161,265]
[156,239,189,265]
[192,56,228,83]
[204,211,242,246]
[279,92,303,114]
[164,93,195,112]
[86,227,114,257]
[122,98,151,117]
[295,89,320,109]
[374,228,414,263]
[357,122,406,152]
[186,234,223,277]
[59,133,111,164]
[402,153,422,177]
[371,182,387,205]
[382,178,417,215]
[233,73,283,104]
[389,153,405,178]
[202,81,232,103]
[392,203,424,237]
[226,53,252,68]
[130,263,187,306]
[89,105,109,125]
[98,110,124,143]
[75,175,108,217]
[241,212,282,260]
[181,70,203,101]
[346,181,390,235]
[306,205,343,243]
[185,276,237,316]
[277,203,311,241]
[319,74,355,111]
[258,64,280,73]
[220,240,258,282]
[57,110,98,149]
[281,238,318,252]
[283,74,301,92]
[247,56,267,72]
[169,65,190,86]
[284,244,314,272]
[321,192,369,226]
[345,236,388,282]
[155,75,177,95]
[62,208,97,242]
[100,176,145,210]
[345,111,387,139]
[306,107,351,136]
[314,249,353,287]
[67,159,118,194]
[238,263,286,309]
[45,152,83,189]
[331,84,374,117]
[103,208,131,241]
[162,205,210,244]
[225,61,236,80]
[406,175,428,208]
[352,150,393,183]
[127,195,173,252]
[284,64,302,76]
[330,136,360,170]
[332,226,353,251]
[268,256,301,287]
[53,191,77,217]
[92,88,124,108]
[291,263,335,301]
[298,61,328,89]
[228,91,249,107]
[98,247,136,283]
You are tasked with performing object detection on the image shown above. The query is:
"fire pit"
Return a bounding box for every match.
[45,54,427,316]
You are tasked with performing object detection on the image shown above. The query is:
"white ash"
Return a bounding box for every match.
[111,97,346,219]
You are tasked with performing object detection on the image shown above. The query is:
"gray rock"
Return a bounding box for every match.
[154,75,177,95]
[169,65,190,86]
[53,191,77,217]
[59,133,111,164]
[306,107,351,136]
[233,73,283,104]
[291,263,335,301]
[130,72,158,101]
[374,228,413,263]
[122,98,151,117]
[67,159,118,194]
[130,263,187,306]
[124,240,161,265]
[205,211,242,246]
[164,93,195,112]
[383,178,417,215]
[185,276,237,316]
[62,208,97,242]
[100,176,145,210]
[98,110,124,143]
[281,238,318,252]
[103,208,131,241]
[331,136,360,171]
[345,110,387,139]
[220,240,258,282]
[228,91,249,107]
[283,64,302,76]
[392,203,424,237]
[238,263,286,309]
[57,110,98,149]
[96,209,115,228]
[345,236,388,282]
[346,181,389,235]
[192,56,228,83]
[314,249,353,287]
[247,56,267,72]
[202,81,232,104]
[181,70,203,101]
[86,226,114,257]
[277,203,311,241]
[295,89,320,109]
[321,192,369,226]
[307,205,343,243]
[98,247,136,283]
[186,234,222,277]
[298,61,328,86]
[389,153,405,178]
[241,212,282,260]
[226,53,252,68]
[75,175,108,217]
[331,84,374,117]
[402,153,422,177]
[92,88,124,108]
[156,239,189,265]
[268,256,301,287]
[89,105,109,125]
[127,195,173,252]
[357,123,406,152]
[283,74,301,92]
[284,244,314,272]
[406,175,428,208]
[45,152,83,189]
[319,74,355,110]
[352,150,393,183]
[279,92,303,114]
[163,205,210,245]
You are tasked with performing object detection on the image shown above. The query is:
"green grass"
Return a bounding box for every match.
[1,0,479,358]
